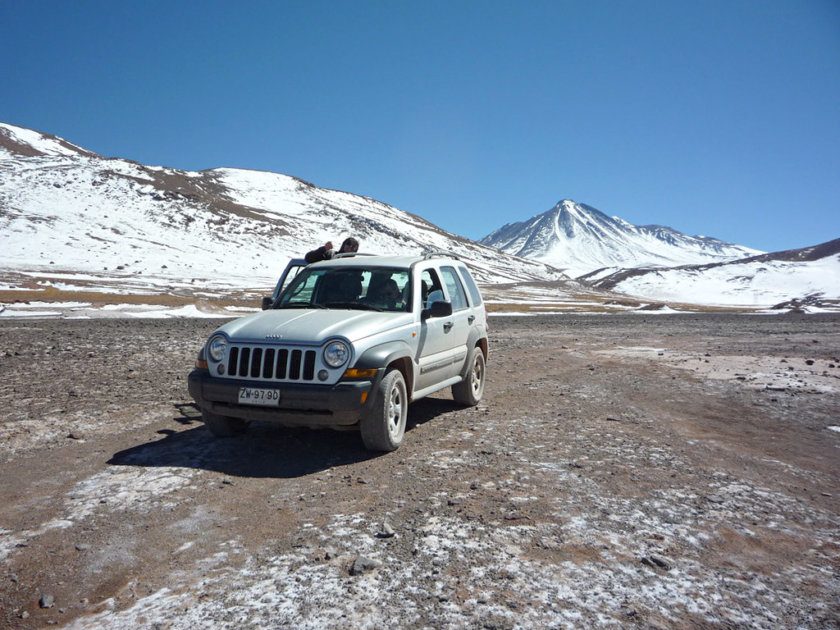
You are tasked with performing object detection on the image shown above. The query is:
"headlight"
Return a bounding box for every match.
[207,335,228,362]
[323,340,350,368]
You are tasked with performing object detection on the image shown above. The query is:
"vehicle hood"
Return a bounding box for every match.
[214,309,413,344]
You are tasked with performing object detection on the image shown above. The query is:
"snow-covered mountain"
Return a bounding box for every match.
[3,122,836,314]
[585,239,840,309]
[480,199,762,278]
[0,122,566,297]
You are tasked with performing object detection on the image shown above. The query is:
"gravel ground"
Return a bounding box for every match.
[0,313,839,629]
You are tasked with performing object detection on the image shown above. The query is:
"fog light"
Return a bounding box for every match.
[318,369,329,381]
[217,364,225,375]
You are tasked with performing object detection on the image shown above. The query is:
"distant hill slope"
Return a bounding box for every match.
[0,122,567,290]
[583,239,840,309]
[480,199,762,278]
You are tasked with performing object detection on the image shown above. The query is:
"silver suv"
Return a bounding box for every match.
[188,253,488,451]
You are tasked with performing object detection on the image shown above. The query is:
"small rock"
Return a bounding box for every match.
[20,611,29,619]
[75,544,90,552]
[40,594,55,608]
[376,521,396,539]
[349,556,380,576]
[641,555,671,570]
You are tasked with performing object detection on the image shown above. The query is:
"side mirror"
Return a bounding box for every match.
[422,300,453,321]
[261,296,273,311]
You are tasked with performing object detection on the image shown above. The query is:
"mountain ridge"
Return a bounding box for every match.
[480,199,762,277]
[0,122,567,293]
[2,122,837,313]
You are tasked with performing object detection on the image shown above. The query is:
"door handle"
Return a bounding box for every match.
[443,322,454,332]
[468,315,475,325]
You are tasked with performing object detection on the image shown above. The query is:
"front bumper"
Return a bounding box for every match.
[188,369,378,428]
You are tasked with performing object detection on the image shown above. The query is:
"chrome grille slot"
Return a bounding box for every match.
[276,349,288,379]
[290,349,302,379]
[250,348,263,377]
[263,349,275,378]
[226,344,319,382]
[238,348,251,377]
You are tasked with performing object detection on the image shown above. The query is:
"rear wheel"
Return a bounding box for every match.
[360,368,407,452]
[201,409,247,437]
[452,345,486,406]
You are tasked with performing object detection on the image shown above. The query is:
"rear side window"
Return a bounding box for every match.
[457,266,483,306]
[440,266,469,311]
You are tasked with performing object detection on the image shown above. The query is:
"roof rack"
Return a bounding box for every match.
[423,251,460,261]
[333,252,376,259]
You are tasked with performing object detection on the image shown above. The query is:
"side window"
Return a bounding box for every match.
[273,262,306,300]
[440,266,468,312]
[457,266,483,306]
[419,269,444,309]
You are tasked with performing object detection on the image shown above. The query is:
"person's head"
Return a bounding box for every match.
[338,237,359,254]
[370,278,399,308]
[381,279,399,301]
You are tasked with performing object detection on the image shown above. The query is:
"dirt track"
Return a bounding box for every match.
[1,314,839,629]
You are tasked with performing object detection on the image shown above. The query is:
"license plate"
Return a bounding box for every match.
[237,387,281,406]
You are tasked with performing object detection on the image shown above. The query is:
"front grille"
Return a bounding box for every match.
[227,344,318,382]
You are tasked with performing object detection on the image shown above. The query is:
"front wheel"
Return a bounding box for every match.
[201,409,248,437]
[452,345,486,406]
[360,368,408,452]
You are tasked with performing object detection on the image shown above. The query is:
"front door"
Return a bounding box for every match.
[414,267,470,393]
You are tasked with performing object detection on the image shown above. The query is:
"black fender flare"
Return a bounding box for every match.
[458,328,488,379]
[355,341,415,394]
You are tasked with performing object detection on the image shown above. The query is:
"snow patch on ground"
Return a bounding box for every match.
[600,347,840,394]
[0,467,195,562]
[62,478,837,629]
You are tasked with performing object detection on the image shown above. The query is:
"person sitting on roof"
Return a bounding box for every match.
[305,237,359,263]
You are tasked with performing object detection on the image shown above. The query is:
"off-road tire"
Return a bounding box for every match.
[452,345,486,406]
[201,409,247,437]
[360,368,408,452]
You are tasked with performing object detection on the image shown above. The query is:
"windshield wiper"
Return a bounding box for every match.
[323,302,383,311]
[278,302,325,309]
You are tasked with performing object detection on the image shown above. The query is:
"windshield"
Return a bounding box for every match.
[276,266,411,312]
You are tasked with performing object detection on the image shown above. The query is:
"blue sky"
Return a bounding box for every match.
[2,0,838,252]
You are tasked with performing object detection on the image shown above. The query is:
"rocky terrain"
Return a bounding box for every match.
[1,314,839,629]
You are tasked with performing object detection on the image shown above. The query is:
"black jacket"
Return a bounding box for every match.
[304,246,334,264]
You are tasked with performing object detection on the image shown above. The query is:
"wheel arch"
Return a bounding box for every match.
[354,340,415,398]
